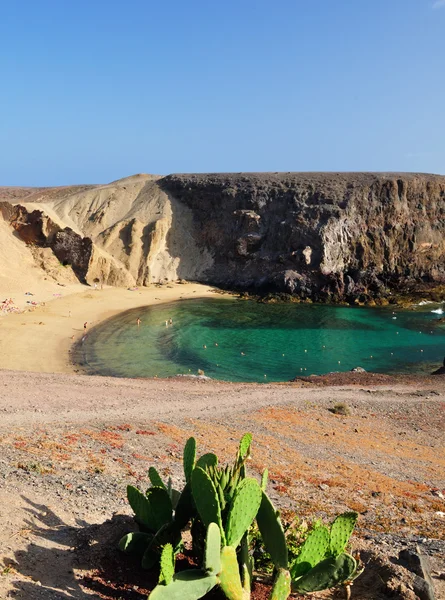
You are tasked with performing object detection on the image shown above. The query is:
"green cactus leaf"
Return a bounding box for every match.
[270,568,292,600]
[204,522,221,574]
[330,512,358,556]
[183,437,197,483]
[225,478,261,548]
[118,532,153,556]
[292,553,357,594]
[170,488,182,510]
[238,433,252,459]
[127,485,154,530]
[261,468,269,491]
[159,543,175,585]
[290,525,330,579]
[196,453,218,470]
[219,546,244,600]
[148,466,166,489]
[191,467,224,541]
[146,487,173,531]
[174,482,195,529]
[256,491,288,570]
[149,570,218,600]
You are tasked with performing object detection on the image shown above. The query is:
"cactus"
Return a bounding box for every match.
[289,525,330,578]
[218,546,245,600]
[204,522,221,574]
[292,553,357,594]
[191,466,224,541]
[256,491,288,570]
[148,466,166,489]
[146,487,173,531]
[126,485,153,530]
[261,468,269,491]
[150,570,218,600]
[196,453,218,470]
[159,543,175,585]
[238,433,252,460]
[270,569,292,600]
[118,531,153,555]
[330,512,358,556]
[225,478,262,548]
[183,436,197,483]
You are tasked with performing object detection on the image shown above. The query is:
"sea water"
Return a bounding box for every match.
[78,298,445,382]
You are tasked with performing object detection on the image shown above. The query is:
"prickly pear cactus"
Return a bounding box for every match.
[270,568,291,600]
[261,468,269,491]
[290,525,330,579]
[118,531,153,555]
[183,437,197,483]
[204,522,221,574]
[256,491,288,570]
[330,512,358,556]
[225,478,261,548]
[148,466,166,489]
[149,570,218,600]
[218,546,244,600]
[146,487,173,531]
[126,485,153,530]
[196,453,218,470]
[191,466,224,539]
[238,433,252,459]
[159,543,175,585]
[292,553,357,594]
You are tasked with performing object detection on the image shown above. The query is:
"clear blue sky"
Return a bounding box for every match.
[1,0,444,185]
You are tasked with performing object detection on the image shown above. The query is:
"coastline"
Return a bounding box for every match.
[0,283,219,374]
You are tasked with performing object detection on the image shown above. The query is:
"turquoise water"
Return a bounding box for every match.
[78,298,445,382]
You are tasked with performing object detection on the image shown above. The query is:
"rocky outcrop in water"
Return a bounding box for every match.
[161,172,445,302]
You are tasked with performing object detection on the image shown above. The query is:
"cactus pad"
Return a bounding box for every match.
[196,453,218,470]
[292,553,357,594]
[159,543,175,585]
[149,570,218,599]
[261,468,269,491]
[183,437,197,483]
[204,522,221,574]
[238,433,252,459]
[330,512,358,556]
[219,546,244,600]
[118,531,153,556]
[191,467,224,539]
[127,485,153,530]
[290,525,330,578]
[256,491,288,570]
[225,478,261,548]
[270,568,292,600]
[174,482,194,529]
[148,466,166,489]
[146,487,173,531]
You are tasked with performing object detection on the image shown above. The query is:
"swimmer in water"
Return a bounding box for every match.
[169,318,173,325]
[137,317,141,326]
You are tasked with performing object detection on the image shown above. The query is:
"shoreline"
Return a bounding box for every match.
[0,283,219,374]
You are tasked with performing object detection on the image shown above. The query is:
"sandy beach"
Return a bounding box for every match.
[0,282,218,374]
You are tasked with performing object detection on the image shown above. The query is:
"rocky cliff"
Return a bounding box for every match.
[161,172,445,302]
[2,172,445,303]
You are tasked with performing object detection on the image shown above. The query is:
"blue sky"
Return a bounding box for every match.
[0,0,444,185]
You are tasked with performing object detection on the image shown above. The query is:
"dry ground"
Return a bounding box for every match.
[0,371,444,599]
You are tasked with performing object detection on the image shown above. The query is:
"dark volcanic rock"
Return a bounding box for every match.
[7,204,93,283]
[161,172,445,302]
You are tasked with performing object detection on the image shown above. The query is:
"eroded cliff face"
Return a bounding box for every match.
[161,172,445,302]
[2,172,445,302]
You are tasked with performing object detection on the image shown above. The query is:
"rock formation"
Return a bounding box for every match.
[1,172,445,303]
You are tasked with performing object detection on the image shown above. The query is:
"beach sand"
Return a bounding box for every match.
[0,282,217,373]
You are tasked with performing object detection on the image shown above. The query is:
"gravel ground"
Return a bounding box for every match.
[0,370,444,599]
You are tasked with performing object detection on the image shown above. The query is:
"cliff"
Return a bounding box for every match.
[1,172,445,303]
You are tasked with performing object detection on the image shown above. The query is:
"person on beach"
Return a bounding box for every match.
[84,322,88,332]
